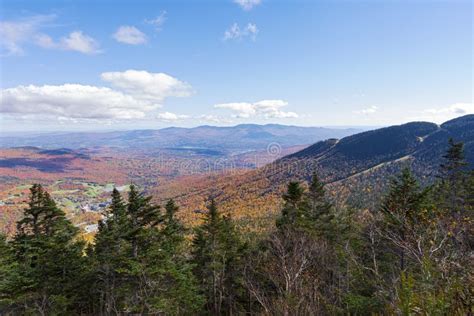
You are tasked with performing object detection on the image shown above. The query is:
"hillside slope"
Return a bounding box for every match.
[153,115,474,225]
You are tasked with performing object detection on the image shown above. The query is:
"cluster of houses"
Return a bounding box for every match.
[79,201,110,213]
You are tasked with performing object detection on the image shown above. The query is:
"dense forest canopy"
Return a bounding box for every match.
[0,139,472,315]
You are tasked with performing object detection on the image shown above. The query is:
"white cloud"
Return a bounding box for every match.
[0,14,55,56]
[59,31,101,54]
[113,26,147,45]
[270,111,299,119]
[223,23,258,41]
[101,70,193,102]
[215,99,298,119]
[145,11,167,32]
[198,114,233,124]
[0,15,101,55]
[246,23,258,38]
[411,103,474,124]
[234,0,261,10]
[223,23,240,40]
[0,84,154,119]
[354,105,378,115]
[156,112,189,121]
[0,70,193,120]
[35,33,56,48]
[215,102,256,118]
[36,31,101,54]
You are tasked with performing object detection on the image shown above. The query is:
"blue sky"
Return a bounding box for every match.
[0,0,472,132]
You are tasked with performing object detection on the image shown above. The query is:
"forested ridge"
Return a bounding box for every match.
[0,139,472,315]
[149,115,474,226]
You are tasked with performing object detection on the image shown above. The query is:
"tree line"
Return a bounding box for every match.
[0,139,472,315]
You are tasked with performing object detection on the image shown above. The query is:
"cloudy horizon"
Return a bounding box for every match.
[1,0,472,132]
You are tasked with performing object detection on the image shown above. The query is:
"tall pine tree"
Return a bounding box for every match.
[380,168,429,271]
[93,188,130,315]
[438,138,469,213]
[0,234,18,314]
[276,181,308,230]
[306,173,336,239]
[126,184,161,258]
[192,199,246,315]
[9,184,86,315]
[140,199,203,314]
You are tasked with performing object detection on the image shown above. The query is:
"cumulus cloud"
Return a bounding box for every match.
[223,23,258,41]
[113,26,147,45]
[0,84,153,119]
[0,70,193,120]
[215,102,256,117]
[101,70,193,102]
[354,105,378,115]
[145,11,167,32]
[234,0,261,10]
[36,31,101,54]
[61,31,101,54]
[156,112,189,121]
[215,99,298,119]
[411,103,473,124]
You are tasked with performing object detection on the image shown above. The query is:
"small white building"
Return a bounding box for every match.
[84,224,98,233]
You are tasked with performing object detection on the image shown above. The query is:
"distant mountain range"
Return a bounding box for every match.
[0,124,364,153]
[153,115,474,216]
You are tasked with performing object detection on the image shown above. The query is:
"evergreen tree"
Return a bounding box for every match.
[439,138,468,182]
[118,185,162,313]
[276,181,308,229]
[276,176,336,236]
[108,187,128,228]
[92,186,203,314]
[126,184,161,258]
[438,138,469,213]
[0,234,18,314]
[380,168,429,271]
[9,184,86,315]
[140,199,203,314]
[192,199,246,315]
[436,139,472,252]
[163,199,182,239]
[306,173,335,239]
[246,177,344,314]
[93,188,130,315]
[437,141,473,311]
